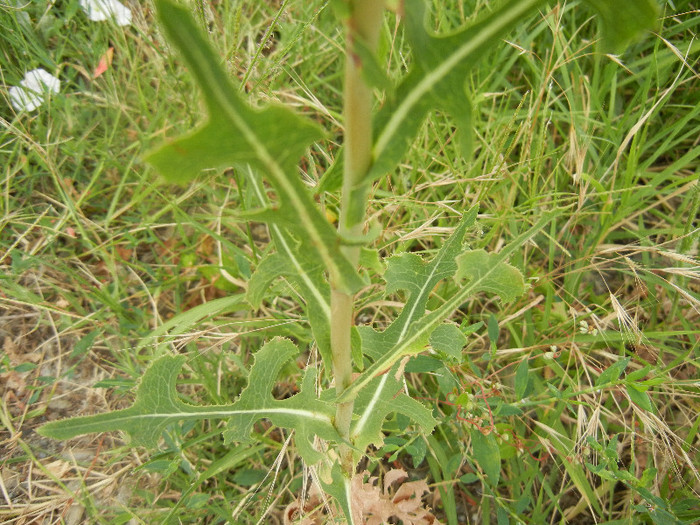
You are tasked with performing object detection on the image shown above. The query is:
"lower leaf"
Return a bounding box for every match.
[37,338,341,465]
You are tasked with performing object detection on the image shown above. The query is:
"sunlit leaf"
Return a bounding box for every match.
[341,212,553,404]
[455,250,525,303]
[221,338,340,463]
[367,0,544,183]
[358,207,478,362]
[146,0,363,294]
[351,0,659,187]
[626,384,655,412]
[245,169,332,368]
[429,323,467,361]
[595,357,630,387]
[350,363,437,452]
[38,338,341,465]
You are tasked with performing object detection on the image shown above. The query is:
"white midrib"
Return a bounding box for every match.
[72,407,333,427]
[396,251,446,341]
[374,0,541,159]
[344,477,356,525]
[181,29,348,291]
[339,213,549,404]
[248,169,331,319]
[351,373,389,440]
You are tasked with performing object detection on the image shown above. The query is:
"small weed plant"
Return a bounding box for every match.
[34,0,688,522]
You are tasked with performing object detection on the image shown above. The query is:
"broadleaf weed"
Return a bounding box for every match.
[18,0,699,523]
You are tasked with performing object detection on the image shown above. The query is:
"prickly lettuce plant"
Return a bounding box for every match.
[39,0,658,520]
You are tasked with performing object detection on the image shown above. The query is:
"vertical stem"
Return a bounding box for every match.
[331,0,384,473]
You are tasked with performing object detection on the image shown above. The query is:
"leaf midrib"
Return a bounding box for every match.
[374,0,542,160]
[340,213,551,403]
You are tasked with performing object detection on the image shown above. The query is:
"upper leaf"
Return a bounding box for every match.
[320,0,658,191]
[582,0,659,53]
[146,0,363,294]
[367,0,545,183]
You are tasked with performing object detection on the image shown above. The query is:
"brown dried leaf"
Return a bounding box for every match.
[284,484,325,525]
[351,469,443,525]
[44,459,72,479]
[383,468,408,492]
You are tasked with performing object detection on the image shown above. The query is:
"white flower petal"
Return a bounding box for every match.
[79,0,132,26]
[9,85,43,112]
[9,68,61,112]
[21,68,61,95]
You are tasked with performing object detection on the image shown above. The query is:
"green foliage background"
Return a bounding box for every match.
[1,0,698,523]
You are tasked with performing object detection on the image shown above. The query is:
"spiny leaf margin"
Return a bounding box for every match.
[339,211,556,404]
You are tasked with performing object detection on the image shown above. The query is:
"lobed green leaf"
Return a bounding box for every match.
[221,338,340,463]
[367,0,545,184]
[245,168,332,369]
[318,0,659,194]
[455,249,525,303]
[582,0,659,53]
[349,363,437,452]
[340,211,554,404]
[358,207,478,362]
[38,338,341,465]
[145,0,364,294]
[429,323,467,361]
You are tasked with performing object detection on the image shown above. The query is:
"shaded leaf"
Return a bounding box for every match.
[514,358,529,399]
[582,0,659,53]
[487,314,499,342]
[136,295,247,354]
[320,463,357,525]
[353,35,393,92]
[470,429,501,485]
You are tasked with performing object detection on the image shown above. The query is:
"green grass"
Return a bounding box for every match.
[1,0,698,523]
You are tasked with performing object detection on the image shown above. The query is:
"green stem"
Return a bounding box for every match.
[331,0,384,474]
